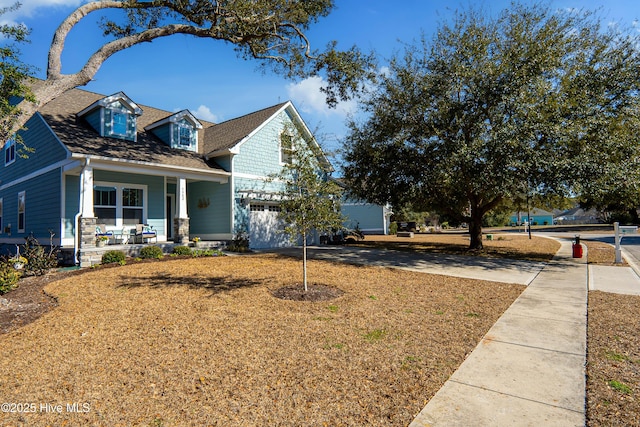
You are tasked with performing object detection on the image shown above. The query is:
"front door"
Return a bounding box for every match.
[166,195,175,240]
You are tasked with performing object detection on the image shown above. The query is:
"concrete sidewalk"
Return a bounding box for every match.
[410,239,588,426]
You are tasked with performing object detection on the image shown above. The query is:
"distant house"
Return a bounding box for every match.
[341,200,393,235]
[554,207,602,224]
[509,208,554,226]
[1,84,330,265]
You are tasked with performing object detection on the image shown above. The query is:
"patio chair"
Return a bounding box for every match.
[95,224,114,244]
[134,224,157,243]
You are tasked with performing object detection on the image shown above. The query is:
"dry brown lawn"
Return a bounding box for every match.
[0,254,524,426]
[583,240,640,426]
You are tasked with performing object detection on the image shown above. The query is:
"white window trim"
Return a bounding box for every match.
[17,191,25,233]
[175,122,197,150]
[94,181,148,229]
[5,138,16,166]
[279,131,294,165]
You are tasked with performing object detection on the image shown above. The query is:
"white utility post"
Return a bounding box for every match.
[614,221,638,264]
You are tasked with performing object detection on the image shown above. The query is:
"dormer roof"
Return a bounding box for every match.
[76,91,143,117]
[144,109,203,132]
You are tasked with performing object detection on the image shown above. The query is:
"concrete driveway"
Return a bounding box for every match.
[267,245,547,285]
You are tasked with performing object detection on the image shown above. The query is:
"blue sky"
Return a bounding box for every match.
[3,1,640,155]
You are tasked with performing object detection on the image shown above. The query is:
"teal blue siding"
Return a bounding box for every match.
[234,110,291,177]
[1,169,61,239]
[84,109,102,135]
[151,124,171,146]
[509,212,554,226]
[188,181,231,235]
[216,155,232,171]
[63,175,80,239]
[5,114,68,183]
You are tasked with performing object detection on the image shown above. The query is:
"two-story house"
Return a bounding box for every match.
[0,83,329,266]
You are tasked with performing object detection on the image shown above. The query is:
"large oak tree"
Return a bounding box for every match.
[342,2,640,249]
[2,0,374,142]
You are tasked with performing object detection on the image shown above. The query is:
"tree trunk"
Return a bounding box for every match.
[302,231,308,292]
[468,206,484,250]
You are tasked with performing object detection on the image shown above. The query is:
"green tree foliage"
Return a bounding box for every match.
[342,2,640,249]
[4,0,375,140]
[275,125,343,291]
[0,2,36,150]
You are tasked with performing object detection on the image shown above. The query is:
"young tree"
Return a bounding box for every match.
[275,126,344,292]
[4,0,374,141]
[342,2,640,249]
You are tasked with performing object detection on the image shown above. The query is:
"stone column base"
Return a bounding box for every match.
[174,217,190,245]
[78,216,97,268]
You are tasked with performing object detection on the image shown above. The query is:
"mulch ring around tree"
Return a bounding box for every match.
[271,283,344,301]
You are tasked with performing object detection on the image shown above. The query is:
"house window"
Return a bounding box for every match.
[280,132,293,165]
[122,188,143,225]
[5,138,15,166]
[268,205,281,212]
[178,124,193,146]
[94,183,146,227]
[250,204,265,212]
[17,191,25,233]
[112,111,128,135]
[104,103,136,140]
[94,186,117,226]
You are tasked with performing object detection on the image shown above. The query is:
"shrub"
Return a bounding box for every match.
[389,222,398,235]
[172,245,192,256]
[139,245,163,260]
[227,231,250,252]
[192,248,226,258]
[21,234,59,276]
[102,250,126,265]
[0,260,21,294]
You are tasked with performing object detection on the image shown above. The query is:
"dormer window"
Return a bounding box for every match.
[112,109,128,135]
[146,110,201,152]
[175,120,196,149]
[77,92,143,142]
[104,101,138,141]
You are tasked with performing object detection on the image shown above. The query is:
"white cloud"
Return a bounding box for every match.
[0,0,83,17]
[286,76,357,118]
[193,105,219,123]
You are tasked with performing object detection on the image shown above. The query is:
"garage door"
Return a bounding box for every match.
[249,204,293,249]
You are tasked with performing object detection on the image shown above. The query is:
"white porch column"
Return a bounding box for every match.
[177,177,188,219]
[77,158,98,267]
[80,160,95,217]
[174,177,190,244]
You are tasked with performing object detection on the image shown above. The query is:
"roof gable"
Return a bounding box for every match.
[145,109,203,131]
[202,102,288,156]
[77,91,143,117]
[202,101,332,171]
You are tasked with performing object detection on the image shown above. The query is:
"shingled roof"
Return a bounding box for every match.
[201,102,288,156]
[36,86,227,172]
